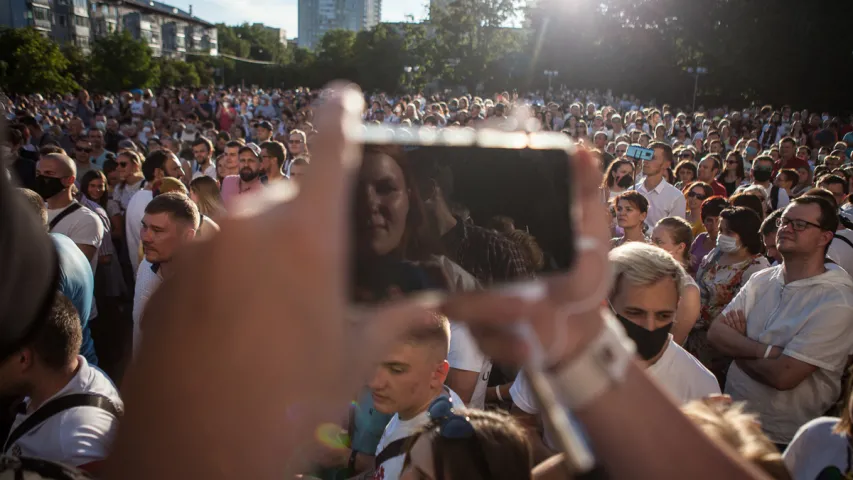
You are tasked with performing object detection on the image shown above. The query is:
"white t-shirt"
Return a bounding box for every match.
[5,356,123,467]
[373,388,464,480]
[783,417,849,480]
[132,259,163,357]
[447,322,491,409]
[828,229,853,278]
[47,202,104,278]
[510,337,719,450]
[125,189,154,275]
[647,336,721,402]
[191,160,218,181]
[113,178,145,213]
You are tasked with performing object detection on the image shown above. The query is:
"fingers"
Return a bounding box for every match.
[296,82,364,220]
[441,291,535,328]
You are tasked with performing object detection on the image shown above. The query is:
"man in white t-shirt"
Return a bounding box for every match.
[125,150,186,275]
[367,313,464,480]
[132,192,199,356]
[0,293,122,468]
[190,136,217,181]
[634,142,687,227]
[511,242,719,459]
[36,153,103,275]
[709,196,853,448]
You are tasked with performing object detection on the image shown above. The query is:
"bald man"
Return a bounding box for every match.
[35,153,104,274]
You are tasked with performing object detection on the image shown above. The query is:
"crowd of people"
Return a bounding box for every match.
[2,83,853,479]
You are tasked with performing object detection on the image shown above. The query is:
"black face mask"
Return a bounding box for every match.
[34,175,67,200]
[753,169,772,183]
[617,175,634,189]
[614,311,673,360]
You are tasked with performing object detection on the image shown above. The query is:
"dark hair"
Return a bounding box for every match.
[79,170,109,209]
[5,124,23,146]
[720,207,764,255]
[30,292,81,370]
[752,155,775,170]
[729,193,765,221]
[259,141,286,167]
[192,136,213,153]
[761,209,783,236]
[489,215,515,234]
[225,140,245,149]
[674,160,697,183]
[818,174,849,195]
[792,195,839,233]
[656,217,694,265]
[616,190,649,214]
[144,191,200,230]
[141,150,174,182]
[780,137,796,147]
[803,187,837,209]
[403,408,532,480]
[216,131,231,142]
[684,181,713,200]
[103,158,118,175]
[777,169,799,187]
[602,159,634,189]
[39,145,65,156]
[701,196,729,222]
[649,141,674,166]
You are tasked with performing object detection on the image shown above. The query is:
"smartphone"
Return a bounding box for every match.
[625,145,655,161]
[350,126,595,472]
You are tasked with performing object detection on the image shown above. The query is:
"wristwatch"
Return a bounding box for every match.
[544,309,636,410]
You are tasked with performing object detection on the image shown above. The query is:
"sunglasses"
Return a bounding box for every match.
[289,139,304,144]
[680,153,694,158]
[687,191,707,200]
[726,159,739,164]
[77,148,92,153]
[117,161,129,167]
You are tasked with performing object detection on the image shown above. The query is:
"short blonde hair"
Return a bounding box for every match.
[682,400,791,480]
[609,242,685,299]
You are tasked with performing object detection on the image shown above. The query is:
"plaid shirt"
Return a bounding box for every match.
[441,219,532,285]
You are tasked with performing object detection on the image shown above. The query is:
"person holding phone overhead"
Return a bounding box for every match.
[634,142,687,228]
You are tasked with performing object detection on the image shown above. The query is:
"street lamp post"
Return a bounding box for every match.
[687,67,708,113]
[544,70,559,91]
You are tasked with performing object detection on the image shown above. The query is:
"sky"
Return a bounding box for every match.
[167,0,430,38]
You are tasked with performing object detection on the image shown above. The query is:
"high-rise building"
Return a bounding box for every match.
[298,0,381,50]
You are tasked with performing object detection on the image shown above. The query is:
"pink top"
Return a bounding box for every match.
[220,175,265,207]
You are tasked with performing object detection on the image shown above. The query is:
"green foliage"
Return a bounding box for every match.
[158,58,201,87]
[60,44,91,88]
[89,30,159,92]
[0,28,78,94]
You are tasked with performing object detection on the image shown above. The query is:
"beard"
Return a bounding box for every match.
[240,167,259,182]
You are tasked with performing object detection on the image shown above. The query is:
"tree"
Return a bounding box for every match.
[60,44,91,88]
[158,58,201,87]
[0,27,78,94]
[314,29,357,83]
[90,30,159,92]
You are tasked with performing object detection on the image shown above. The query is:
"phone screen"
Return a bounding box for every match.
[350,140,574,302]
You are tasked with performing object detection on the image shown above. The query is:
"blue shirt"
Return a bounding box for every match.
[51,233,98,365]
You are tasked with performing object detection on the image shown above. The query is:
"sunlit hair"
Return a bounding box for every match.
[682,400,792,480]
[189,176,225,218]
[609,242,686,300]
[505,229,545,272]
[403,408,532,480]
[655,217,693,266]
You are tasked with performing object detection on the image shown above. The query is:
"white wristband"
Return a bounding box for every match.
[763,344,774,359]
[495,386,504,403]
[543,309,636,410]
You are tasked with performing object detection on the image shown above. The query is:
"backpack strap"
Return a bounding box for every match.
[48,203,83,232]
[4,393,122,453]
[374,435,416,469]
[834,233,853,250]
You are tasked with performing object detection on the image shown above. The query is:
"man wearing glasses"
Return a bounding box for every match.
[73,138,98,181]
[708,195,853,450]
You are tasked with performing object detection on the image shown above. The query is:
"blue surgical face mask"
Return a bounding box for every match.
[745,146,758,156]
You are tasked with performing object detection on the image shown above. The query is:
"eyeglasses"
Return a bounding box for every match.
[680,153,694,159]
[289,139,304,144]
[687,191,707,200]
[77,148,92,153]
[776,217,824,232]
[726,160,739,164]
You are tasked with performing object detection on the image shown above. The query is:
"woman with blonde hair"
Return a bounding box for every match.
[189,175,226,219]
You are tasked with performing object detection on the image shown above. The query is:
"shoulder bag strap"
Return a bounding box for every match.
[374,435,416,468]
[835,233,853,250]
[48,203,83,232]
[4,393,122,453]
